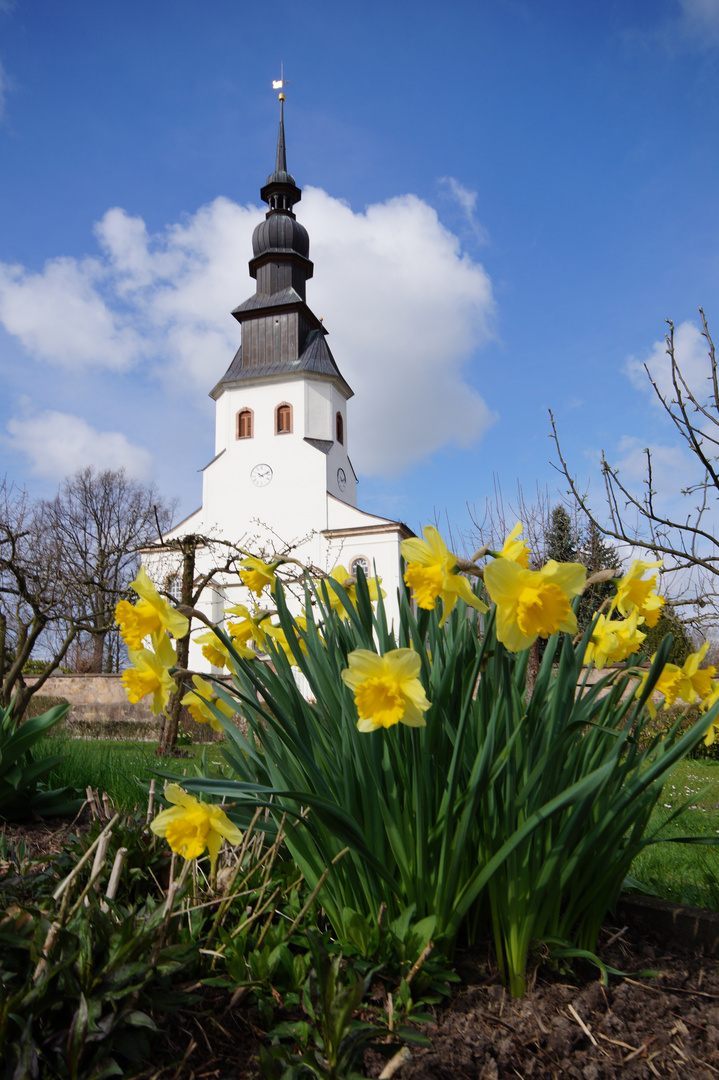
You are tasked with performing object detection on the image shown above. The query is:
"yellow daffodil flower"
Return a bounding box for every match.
[583,611,646,669]
[612,559,665,628]
[484,558,586,652]
[193,629,249,668]
[181,675,235,731]
[583,614,619,670]
[115,565,189,650]
[401,527,487,626]
[702,683,719,745]
[499,522,531,568]
[341,648,431,732]
[224,604,271,653]
[117,565,189,645]
[121,634,178,715]
[150,784,243,871]
[239,556,279,597]
[668,643,716,707]
[636,643,716,718]
[326,566,385,620]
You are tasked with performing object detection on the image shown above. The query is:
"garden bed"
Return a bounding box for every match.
[115,899,719,1080]
[7,810,719,1080]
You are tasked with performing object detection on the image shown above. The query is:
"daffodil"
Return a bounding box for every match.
[194,629,247,668]
[583,611,646,669]
[341,648,431,732]
[224,604,271,653]
[181,675,235,731]
[612,559,665,628]
[150,784,243,871]
[326,566,385,620]
[121,634,178,714]
[239,556,279,597]
[702,684,719,746]
[401,527,487,626]
[115,565,189,650]
[668,643,716,707]
[194,630,229,668]
[499,522,531,568]
[483,558,586,652]
[636,643,716,718]
[264,617,314,666]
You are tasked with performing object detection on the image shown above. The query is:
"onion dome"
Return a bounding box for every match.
[251,212,310,259]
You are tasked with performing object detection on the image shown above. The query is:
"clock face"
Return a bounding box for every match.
[251,463,273,487]
[337,467,347,491]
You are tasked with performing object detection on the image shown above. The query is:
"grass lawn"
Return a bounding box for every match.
[627,757,719,910]
[36,736,232,813]
[35,739,719,911]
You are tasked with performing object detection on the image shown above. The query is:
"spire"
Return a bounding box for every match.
[261,92,302,212]
[275,94,287,175]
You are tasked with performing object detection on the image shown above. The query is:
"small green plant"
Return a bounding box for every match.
[0,811,202,1079]
[0,701,82,820]
[261,931,395,1080]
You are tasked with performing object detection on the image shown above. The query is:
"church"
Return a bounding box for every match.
[153,95,413,671]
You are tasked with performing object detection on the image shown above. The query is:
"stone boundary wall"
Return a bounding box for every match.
[24,673,221,742]
[23,663,647,742]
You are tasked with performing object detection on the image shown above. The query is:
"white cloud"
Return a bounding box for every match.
[627,317,712,406]
[0,256,145,369]
[302,189,497,473]
[678,0,719,42]
[6,411,153,480]
[438,176,489,245]
[0,188,497,477]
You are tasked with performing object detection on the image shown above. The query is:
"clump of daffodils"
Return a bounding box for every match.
[119,529,718,746]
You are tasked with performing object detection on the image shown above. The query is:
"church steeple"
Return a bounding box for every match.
[211,94,352,400]
[260,94,302,212]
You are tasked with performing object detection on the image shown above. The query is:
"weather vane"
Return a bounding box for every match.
[272,63,290,96]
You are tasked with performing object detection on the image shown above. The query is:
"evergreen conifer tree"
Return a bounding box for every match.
[545,505,578,565]
[578,519,620,634]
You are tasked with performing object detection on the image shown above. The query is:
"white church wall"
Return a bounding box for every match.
[305,380,332,440]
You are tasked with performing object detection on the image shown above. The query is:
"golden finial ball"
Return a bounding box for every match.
[279,92,286,102]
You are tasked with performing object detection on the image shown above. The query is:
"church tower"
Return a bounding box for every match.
[159,94,411,663]
[201,94,357,544]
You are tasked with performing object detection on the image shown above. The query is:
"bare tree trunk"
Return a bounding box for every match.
[158,539,195,755]
[91,626,106,673]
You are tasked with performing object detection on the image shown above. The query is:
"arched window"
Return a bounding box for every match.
[350,556,370,580]
[336,411,344,445]
[275,402,292,434]
[236,408,253,439]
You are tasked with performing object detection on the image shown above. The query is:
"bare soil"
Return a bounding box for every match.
[399,920,719,1080]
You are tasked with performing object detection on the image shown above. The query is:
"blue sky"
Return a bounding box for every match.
[1,0,718,555]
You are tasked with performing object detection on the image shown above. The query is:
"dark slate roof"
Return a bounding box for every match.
[299,330,350,385]
[231,288,304,316]
[304,437,333,454]
[212,329,353,398]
